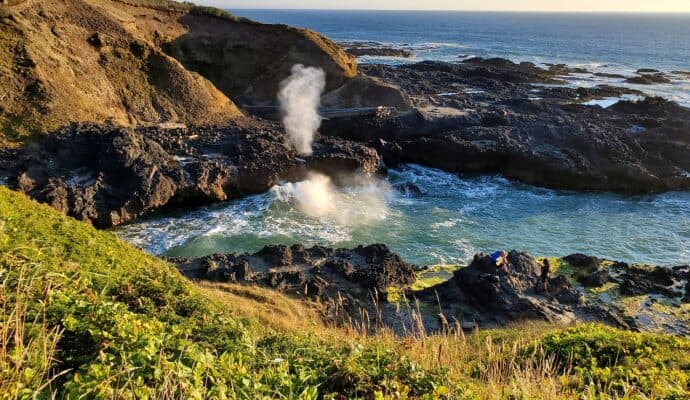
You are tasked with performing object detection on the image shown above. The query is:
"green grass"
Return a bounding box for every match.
[534,324,690,397]
[1,185,689,399]
[0,186,446,398]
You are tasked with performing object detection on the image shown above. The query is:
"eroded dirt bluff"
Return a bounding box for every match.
[0,0,357,143]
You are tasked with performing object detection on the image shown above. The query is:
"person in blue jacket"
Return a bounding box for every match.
[490,250,510,270]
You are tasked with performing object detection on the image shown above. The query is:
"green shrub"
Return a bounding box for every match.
[534,324,690,397]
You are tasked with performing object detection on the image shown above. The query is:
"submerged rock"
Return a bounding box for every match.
[393,182,424,196]
[625,73,672,85]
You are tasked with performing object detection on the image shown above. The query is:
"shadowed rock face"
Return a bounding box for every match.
[414,252,629,330]
[172,243,417,326]
[8,121,383,227]
[320,60,690,193]
[163,14,357,103]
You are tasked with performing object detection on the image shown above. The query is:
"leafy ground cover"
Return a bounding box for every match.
[1,186,689,399]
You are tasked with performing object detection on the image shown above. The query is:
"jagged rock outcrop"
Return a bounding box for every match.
[9,121,383,227]
[173,243,417,325]
[320,60,690,193]
[176,244,678,333]
[414,251,629,329]
[321,74,413,111]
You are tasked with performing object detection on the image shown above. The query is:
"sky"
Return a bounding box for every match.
[199,0,690,13]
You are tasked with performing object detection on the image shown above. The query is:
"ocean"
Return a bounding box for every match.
[115,10,690,266]
[232,10,690,106]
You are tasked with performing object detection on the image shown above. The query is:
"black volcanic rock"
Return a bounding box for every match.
[564,253,600,268]
[393,182,423,196]
[345,46,412,58]
[626,73,671,85]
[578,268,611,288]
[172,244,417,324]
[320,61,690,193]
[413,251,629,329]
[8,121,384,227]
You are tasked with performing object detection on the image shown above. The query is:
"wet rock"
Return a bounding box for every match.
[371,138,403,168]
[625,73,671,85]
[393,182,423,196]
[342,42,413,58]
[578,268,611,288]
[618,266,677,297]
[564,253,600,268]
[414,251,628,329]
[594,72,626,79]
[347,48,412,58]
[320,62,690,193]
[8,121,384,227]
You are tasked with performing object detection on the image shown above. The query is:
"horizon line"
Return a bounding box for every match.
[226,8,690,14]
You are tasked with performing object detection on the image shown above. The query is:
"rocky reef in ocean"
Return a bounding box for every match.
[321,58,690,193]
[341,41,414,58]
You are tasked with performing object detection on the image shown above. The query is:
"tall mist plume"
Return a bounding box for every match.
[278,64,326,156]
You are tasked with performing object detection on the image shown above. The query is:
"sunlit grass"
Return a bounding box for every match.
[1,186,689,398]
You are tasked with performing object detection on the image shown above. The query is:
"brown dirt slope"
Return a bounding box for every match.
[0,0,358,145]
[0,0,243,145]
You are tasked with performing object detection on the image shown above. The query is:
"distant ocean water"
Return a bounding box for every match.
[232,10,690,106]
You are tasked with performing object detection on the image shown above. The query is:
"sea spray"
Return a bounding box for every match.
[271,172,390,226]
[278,64,326,156]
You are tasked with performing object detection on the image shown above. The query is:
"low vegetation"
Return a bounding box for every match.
[1,186,689,398]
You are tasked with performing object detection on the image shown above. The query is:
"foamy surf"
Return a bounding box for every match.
[115,164,690,267]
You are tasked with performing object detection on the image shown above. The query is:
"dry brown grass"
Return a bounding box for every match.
[196,281,586,398]
[0,260,65,397]
[196,281,325,334]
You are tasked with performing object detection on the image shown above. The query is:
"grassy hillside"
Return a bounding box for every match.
[1,185,689,399]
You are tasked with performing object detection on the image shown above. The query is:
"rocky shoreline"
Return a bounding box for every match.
[3,56,690,228]
[4,120,382,227]
[321,59,690,193]
[171,243,690,335]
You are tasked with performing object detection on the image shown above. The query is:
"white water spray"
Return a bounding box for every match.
[272,172,390,226]
[278,64,326,156]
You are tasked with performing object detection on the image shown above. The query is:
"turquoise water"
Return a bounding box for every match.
[116,164,690,266]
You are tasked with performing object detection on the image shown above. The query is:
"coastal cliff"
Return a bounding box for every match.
[0,0,356,144]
